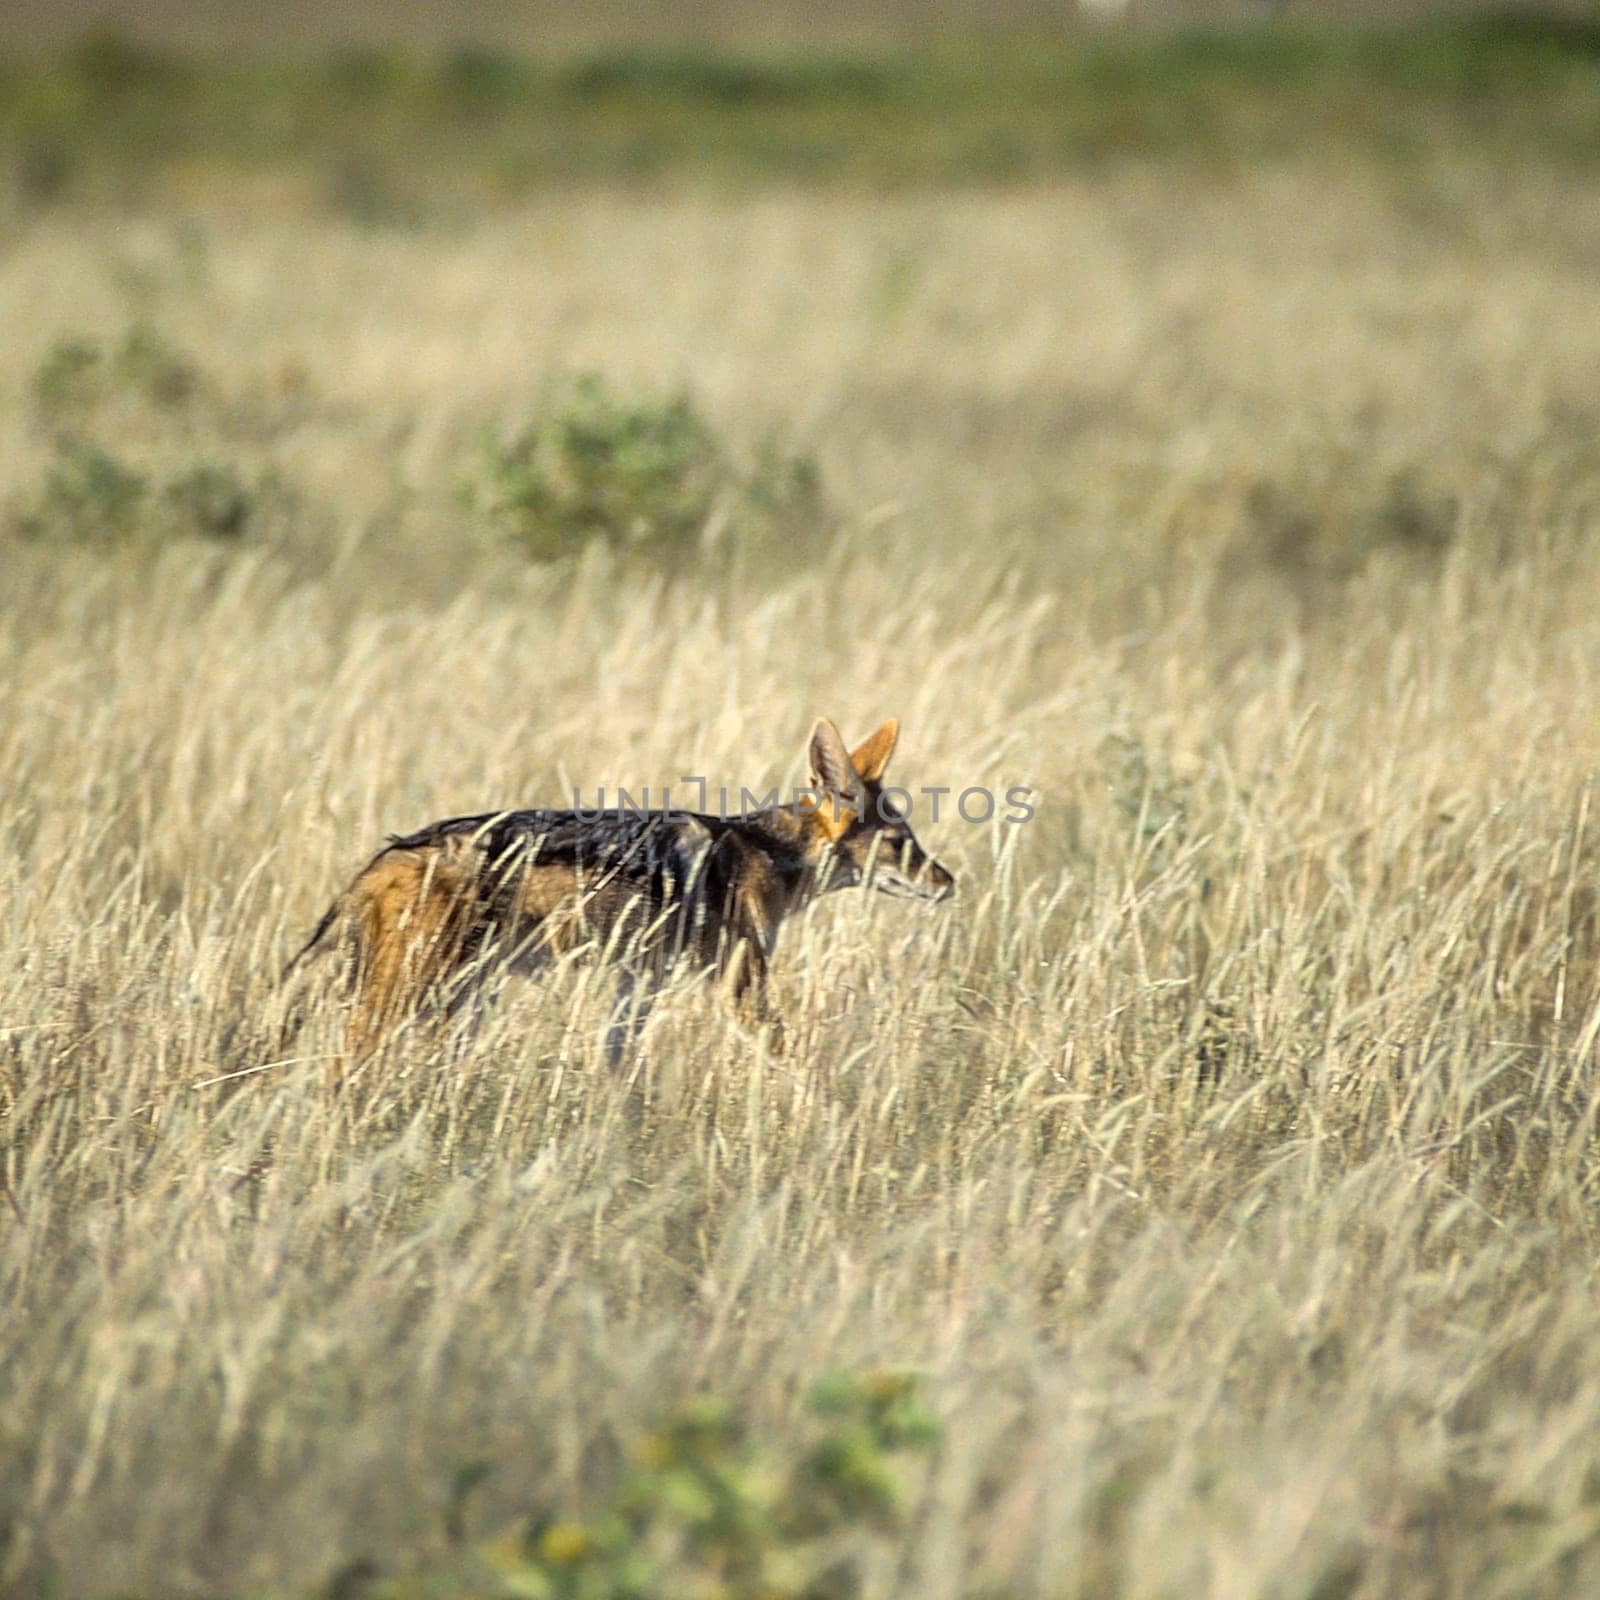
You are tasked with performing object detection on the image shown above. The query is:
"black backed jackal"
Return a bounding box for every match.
[286,717,953,1068]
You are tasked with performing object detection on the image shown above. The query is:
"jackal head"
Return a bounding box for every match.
[806,717,955,902]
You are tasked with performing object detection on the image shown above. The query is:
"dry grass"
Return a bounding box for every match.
[7,161,1600,1596]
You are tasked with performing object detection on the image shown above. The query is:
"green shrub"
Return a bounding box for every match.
[17,436,146,543]
[31,336,101,413]
[747,429,824,521]
[324,159,426,228]
[161,459,253,540]
[1240,459,1458,578]
[67,25,192,99]
[462,375,822,568]
[112,319,198,406]
[15,138,76,207]
[16,439,262,545]
[436,46,528,107]
[31,322,199,415]
[347,1368,937,1600]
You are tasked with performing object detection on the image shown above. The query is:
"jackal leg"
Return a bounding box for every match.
[718,934,786,1053]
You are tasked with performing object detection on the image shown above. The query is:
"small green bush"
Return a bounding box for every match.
[1241,459,1458,578]
[16,439,261,545]
[17,436,147,543]
[31,336,101,412]
[747,429,824,521]
[112,319,198,406]
[435,46,528,107]
[31,322,199,416]
[462,375,822,568]
[161,460,254,540]
[67,26,191,98]
[342,1368,936,1600]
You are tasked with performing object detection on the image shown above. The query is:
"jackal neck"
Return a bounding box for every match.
[737,803,845,904]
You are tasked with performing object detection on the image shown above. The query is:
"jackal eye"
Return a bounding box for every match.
[877,819,916,857]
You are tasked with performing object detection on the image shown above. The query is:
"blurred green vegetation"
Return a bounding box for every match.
[16,322,276,547]
[16,435,269,546]
[304,1369,937,1600]
[6,9,1600,209]
[32,321,198,413]
[461,374,824,568]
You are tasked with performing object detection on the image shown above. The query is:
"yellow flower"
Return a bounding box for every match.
[537,1521,593,1565]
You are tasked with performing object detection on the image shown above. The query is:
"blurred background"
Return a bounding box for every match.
[6,0,1600,200]
[7,0,1599,47]
[6,0,1600,610]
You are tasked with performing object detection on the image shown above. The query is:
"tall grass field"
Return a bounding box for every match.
[7,13,1600,1597]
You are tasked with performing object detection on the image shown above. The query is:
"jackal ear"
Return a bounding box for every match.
[809,717,861,803]
[850,717,899,784]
